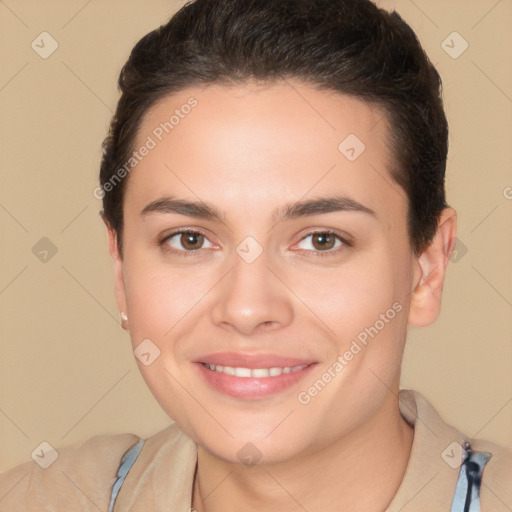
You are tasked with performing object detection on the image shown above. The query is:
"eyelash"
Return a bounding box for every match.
[159,229,213,258]
[159,229,352,257]
[294,230,353,257]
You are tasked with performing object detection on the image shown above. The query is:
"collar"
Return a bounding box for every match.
[114,389,469,511]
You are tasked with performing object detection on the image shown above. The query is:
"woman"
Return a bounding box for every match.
[1,0,510,510]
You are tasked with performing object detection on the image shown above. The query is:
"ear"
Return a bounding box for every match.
[408,207,457,327]
[105,224,129,330]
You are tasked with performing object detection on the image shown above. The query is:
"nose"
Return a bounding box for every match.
[209,252,294,336]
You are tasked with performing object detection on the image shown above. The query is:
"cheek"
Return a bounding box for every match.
[288,251,403,339]
[120,258,207,422]
[122,250,212,342]
[124,270,175,341]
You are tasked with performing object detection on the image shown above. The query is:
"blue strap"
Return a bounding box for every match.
[450,442,492,512]
[107,438,145,512]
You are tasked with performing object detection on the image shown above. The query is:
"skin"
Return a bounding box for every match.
[106,81,457,511]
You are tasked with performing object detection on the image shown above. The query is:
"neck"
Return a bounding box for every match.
[192,392,414,512]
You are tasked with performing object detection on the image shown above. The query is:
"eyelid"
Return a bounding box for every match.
[159,228,218,254]
[290,229,353,255]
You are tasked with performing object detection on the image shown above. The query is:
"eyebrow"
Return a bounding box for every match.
[139,195,376,222]
[140,197,225,222]
[273,196,376,223]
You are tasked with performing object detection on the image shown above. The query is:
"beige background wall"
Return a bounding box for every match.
[0,0,511,470]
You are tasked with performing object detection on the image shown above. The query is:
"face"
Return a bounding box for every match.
[109,81,431,465]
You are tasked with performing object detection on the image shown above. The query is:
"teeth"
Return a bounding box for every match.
[234,367,252,377]
[204,363,306,378]
[252,368,270,378]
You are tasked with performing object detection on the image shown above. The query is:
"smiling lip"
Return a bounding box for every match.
[195,352,317,400]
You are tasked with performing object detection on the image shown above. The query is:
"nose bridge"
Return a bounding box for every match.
[230,251,271,301]
[210,248,294,334]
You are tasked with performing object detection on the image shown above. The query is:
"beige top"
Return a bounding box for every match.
[1,389,510,511]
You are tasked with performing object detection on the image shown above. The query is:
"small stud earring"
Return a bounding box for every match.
[120,312,129,330]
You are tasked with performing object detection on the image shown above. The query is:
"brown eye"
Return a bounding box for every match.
[295,231,345,252]
[164,231,214,252]
[181,232,204,250]
[311,232,336,250]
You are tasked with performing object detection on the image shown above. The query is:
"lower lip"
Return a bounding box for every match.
[195,363,316,400]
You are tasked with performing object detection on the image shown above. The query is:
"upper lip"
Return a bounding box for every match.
[196,352,316,369]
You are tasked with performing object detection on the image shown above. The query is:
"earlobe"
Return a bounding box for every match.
[408,208,457,327]
[105,225,129,331]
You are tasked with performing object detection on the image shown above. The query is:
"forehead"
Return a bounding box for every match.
[126,81,406,224]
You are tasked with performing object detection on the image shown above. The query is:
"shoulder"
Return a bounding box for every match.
[396,390,511,511]
[0,432,140,512]
[470,437,512,511]
[111,423,197,510]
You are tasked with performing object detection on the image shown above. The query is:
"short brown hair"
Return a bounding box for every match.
[100,0,448,255]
